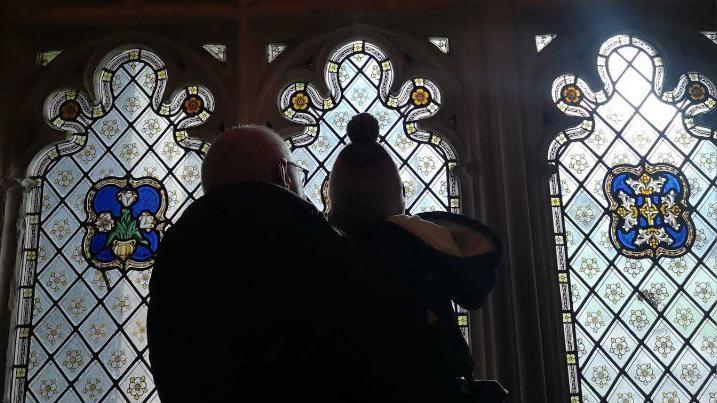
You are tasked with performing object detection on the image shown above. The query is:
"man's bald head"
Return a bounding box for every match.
[202,125,304,197]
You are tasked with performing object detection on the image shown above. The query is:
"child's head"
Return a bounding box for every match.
[327,113,405,233]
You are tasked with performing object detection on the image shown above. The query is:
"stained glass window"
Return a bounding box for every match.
[701,32,717,47]
[267,43,288,63]
[277,40,467,341]
[7,47,214,402]
[428,37,450,54]
[535,34,557,53]
[548,35,717,402]
[36,50,63,67]
[201,44,226,63]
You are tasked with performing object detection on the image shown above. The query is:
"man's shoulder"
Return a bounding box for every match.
[156,182,339,267]
[168,183,326,234]
[152,182,341,295]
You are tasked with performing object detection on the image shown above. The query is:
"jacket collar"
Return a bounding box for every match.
[194,182,325,229]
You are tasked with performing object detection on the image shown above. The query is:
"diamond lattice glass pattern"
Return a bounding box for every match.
[7,48,214,403]
[278,40,459,215]
[548,35,717,402]
[277,40,467,341]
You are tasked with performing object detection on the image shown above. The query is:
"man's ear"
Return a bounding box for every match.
[277,159,292,190]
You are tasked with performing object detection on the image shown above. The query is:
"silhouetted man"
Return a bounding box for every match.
[147,126,351,401]
[328,114,507,402]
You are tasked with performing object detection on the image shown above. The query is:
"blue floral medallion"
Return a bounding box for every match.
[83,177,167,271]
[605,163,694,258]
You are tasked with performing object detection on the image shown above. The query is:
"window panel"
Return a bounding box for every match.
[7,48,213,402]
[548,35,717,402]
[277,40,469,341]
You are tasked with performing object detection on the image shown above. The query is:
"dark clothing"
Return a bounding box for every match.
[345,212,502,384]
[147,183,452,402]
[148,183,344,402]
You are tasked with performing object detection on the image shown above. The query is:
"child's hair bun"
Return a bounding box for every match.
[346,113,379,145]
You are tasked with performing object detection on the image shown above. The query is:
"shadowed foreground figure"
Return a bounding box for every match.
[328,113,508,402]
[147,125,451,402]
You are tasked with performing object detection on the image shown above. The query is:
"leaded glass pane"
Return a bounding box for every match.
[548,35,717,402]
[277,40,468,341]
[7,47,214,402]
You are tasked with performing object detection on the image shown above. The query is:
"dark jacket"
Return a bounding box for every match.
[147,183,347,402]
[147,183,453,402]
[345,211,502,383]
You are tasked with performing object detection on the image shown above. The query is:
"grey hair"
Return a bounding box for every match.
[201,125,291,193]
